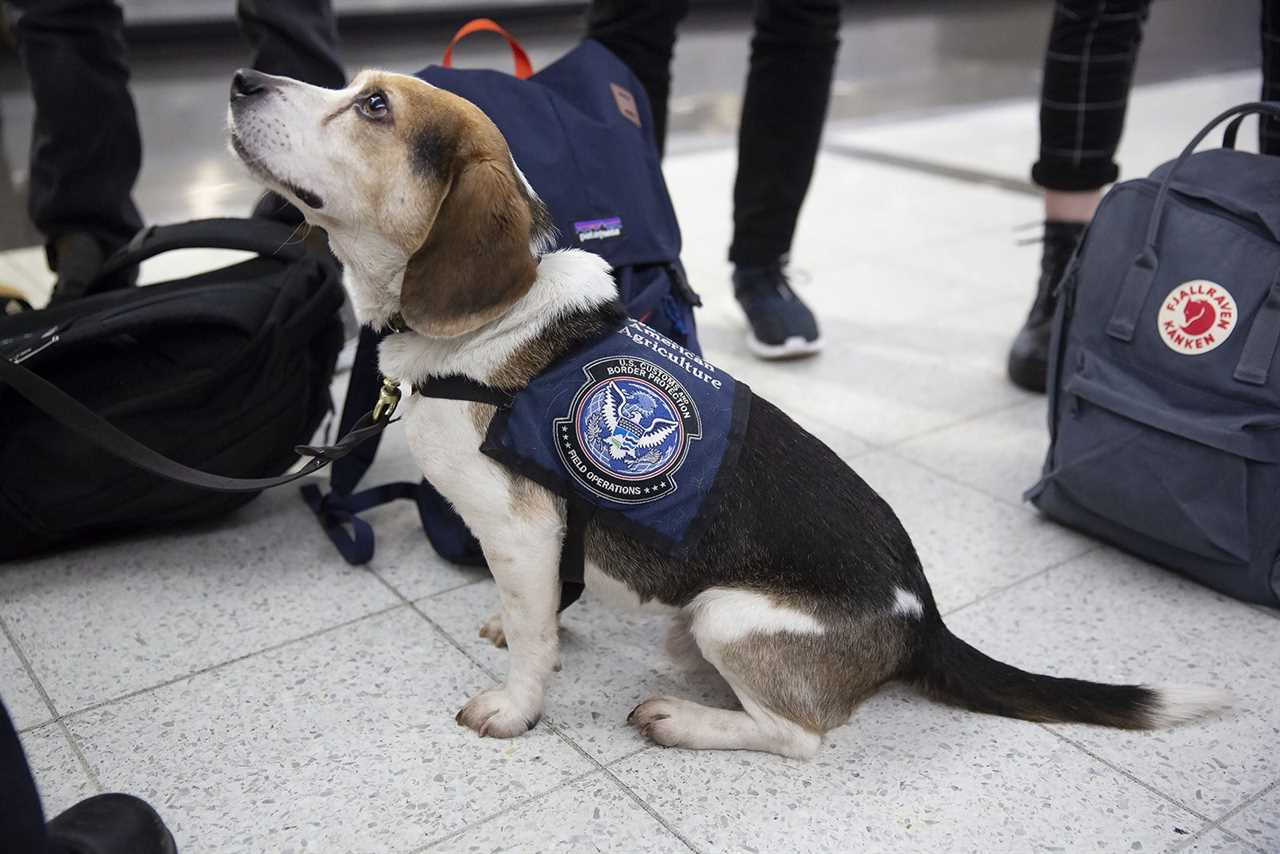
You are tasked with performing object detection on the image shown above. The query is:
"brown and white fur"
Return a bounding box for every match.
[228,68,1228,758]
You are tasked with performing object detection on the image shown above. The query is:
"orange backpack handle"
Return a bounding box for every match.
[441,18,534,80]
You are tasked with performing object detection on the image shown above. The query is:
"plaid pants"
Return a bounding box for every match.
[1033,0,1280,191]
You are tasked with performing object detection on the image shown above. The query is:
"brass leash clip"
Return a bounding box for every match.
[373,376,402,423]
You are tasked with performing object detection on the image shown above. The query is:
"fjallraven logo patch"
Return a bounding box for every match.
[574,217,622,242]
[611,83,641,127]
[555,356,702,504]
[1158,280,1237,355]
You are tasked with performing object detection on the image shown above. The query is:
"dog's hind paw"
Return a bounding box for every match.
[627,696,691,748]
[456,688,540,738]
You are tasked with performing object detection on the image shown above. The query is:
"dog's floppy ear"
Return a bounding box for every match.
[399,157,539,337]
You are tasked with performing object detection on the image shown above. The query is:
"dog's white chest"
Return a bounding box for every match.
[400,395,512,526]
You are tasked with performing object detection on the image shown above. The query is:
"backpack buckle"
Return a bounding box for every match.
[373,376,402,423]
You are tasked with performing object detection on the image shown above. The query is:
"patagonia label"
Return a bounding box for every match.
[574,217,623,242]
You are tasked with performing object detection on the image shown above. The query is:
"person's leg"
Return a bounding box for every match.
[585,0,689,156]
[236,0,345,224]
[729,0,840,360]
[236,0,345,89]
[11,0,143,303]
[730,0,840,269]
[1261,0,1280,155]
[0,700,48,854]
[1009,0,1152,392]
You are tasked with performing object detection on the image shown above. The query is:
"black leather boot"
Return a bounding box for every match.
[1007,220,1085,392]
[46,793,177,854]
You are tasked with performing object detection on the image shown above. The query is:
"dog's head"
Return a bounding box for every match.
[227,68,553,337]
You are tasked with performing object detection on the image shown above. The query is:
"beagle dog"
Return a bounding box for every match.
[227,68,1227,758]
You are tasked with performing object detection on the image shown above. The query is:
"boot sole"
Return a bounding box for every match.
[746,332,824,361]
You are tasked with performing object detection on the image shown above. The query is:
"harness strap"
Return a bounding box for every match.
[413,374,514,407]
[411,373,586,610]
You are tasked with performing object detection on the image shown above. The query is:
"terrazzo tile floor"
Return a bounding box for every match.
[2,72,1278,854]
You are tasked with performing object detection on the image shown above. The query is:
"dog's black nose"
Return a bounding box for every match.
[231,69,270,100]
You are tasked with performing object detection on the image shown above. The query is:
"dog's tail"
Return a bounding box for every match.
[912,623,1228,729]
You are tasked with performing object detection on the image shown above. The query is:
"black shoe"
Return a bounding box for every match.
[46,233,137,308]
[46,793,177,854]
[251,190,305,228]
[1007,220,1085,392]
[732,262,823,360]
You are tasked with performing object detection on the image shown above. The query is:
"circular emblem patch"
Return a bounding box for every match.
[555,357,702,504]
[1157,280,1237,355]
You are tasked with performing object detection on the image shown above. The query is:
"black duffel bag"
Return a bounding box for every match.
[0,218,345,559]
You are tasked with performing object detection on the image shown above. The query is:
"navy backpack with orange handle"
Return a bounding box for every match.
[306,20,702,567]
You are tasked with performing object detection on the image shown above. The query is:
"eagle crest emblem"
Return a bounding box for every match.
[555,356,702,504]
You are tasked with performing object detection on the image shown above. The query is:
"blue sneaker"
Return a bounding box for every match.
[732,263,823,360]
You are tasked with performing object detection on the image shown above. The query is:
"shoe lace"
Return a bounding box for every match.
[738,265,798,302]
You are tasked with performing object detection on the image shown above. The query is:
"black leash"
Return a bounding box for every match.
[0,355,401,493]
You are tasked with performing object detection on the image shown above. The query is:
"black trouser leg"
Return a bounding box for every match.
[0,700,49,854]
[237,0,346,88]
[729,0,841,267]
[1260,0,1280,154]
[1032,0,1152,191]
[586,0,689,155]
[11,0,143,256]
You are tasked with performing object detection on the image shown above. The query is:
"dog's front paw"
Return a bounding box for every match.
[478,612,507,648]
[456,688,541,738]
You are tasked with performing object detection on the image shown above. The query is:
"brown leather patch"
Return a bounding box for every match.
[611,83,641,128]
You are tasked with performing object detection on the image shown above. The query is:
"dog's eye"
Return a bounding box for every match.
[357,91,389,120]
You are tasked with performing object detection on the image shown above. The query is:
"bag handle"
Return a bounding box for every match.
[0,354,395,493]
[441,18,533,79]
[1233,270,1280,385]
[98,218,310,280]
[1106,102,1280,342]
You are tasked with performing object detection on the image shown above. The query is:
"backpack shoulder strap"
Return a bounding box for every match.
[99,219,308,279]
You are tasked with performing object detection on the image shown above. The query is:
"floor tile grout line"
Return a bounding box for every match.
[775,380,1036,466]
[396,574,704,854]
[881,395,1042,463]
[410,766,602,854]
[1038,724,1217,827]
[367,569,487,605]
[401,594,702,854]
[1171,777,1280,854]
[1171,819,1267,854]
[939,543,1102,620]
[41,602,410,727]
[0,614,103,791]
[0,613,62,726]
[821,140,1041,197]
[880,444,1035,513]
[598,765,703,854]
[54,717,104,796]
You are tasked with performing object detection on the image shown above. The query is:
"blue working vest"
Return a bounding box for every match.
[481,319,750,557]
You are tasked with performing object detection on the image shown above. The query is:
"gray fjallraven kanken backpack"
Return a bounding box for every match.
[1031,103,1280,608]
